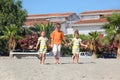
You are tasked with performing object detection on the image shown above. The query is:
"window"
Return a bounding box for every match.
[50,17,65,21]
[81,15,99,20]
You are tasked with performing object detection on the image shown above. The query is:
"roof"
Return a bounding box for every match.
[28,12,75,18]
[24,21,49,26]
[24,20,66,26]
[80,10,120,14]
[74,18,108,24]
[50,21,66,24]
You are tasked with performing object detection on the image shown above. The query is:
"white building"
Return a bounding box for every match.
[24,10,120,35]
[71,10,120,35]
[24,12,79,34]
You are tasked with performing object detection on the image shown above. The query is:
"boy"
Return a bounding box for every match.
[50,23,67,64]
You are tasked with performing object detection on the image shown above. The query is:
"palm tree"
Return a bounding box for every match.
[30,23,55,38]
[0,24,22,57]
[103,13,120,59]
[79,34,90,41]
[88,31,100,58]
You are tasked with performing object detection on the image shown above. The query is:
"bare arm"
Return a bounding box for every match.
[35,40,40,49]
[80,42,87,48]
[50,38,54,47]
[67,40,72,46]
[46,40,51,47]
[50,32,54,47]
[61,32,67,44]
[50,38,53,44]
[63,38,67,44]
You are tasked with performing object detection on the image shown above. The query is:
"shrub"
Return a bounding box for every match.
[18,32,38,50]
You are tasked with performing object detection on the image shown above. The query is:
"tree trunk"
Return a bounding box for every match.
[117,42,120,59]
[92,42,97,59]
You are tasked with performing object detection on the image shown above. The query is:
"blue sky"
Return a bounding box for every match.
[22,0,120,14]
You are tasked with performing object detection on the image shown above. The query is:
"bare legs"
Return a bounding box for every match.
[117,54,120,59]
[54,55,59,64]
[72,54,79,64]
[72,54,75,63]
[39,55,42,64]
[39,54,46,64]
[76,54,79,64]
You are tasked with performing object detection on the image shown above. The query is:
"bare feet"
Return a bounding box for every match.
[54,60,60,64]
[54,60,59,64]
[41,61,45,64]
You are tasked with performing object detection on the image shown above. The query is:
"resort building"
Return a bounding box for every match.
[72,10,120,35]
[24,12,80,34]
[24,10,120,35]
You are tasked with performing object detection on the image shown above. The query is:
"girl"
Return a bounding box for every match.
[35,31,48,64]
[68,30,87,64]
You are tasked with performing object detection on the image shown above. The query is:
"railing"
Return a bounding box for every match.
[10,50,39,59]
[10,50,54,59]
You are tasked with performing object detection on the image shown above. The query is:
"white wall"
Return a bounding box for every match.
[50,17,66,21]
[66,28,74,34]
[60,22,67,34]
[80,15,99,20]
[72,25,105,35]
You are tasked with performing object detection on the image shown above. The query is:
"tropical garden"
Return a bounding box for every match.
[0,0,120,59]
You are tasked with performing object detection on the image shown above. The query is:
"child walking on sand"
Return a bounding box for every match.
[35,31,48,64]
[68,30,87,64]
[50,23,67,64]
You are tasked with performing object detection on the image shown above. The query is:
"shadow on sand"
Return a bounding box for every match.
[44,62,96,65]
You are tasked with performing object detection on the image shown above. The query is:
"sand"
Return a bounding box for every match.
[0,57,120,80]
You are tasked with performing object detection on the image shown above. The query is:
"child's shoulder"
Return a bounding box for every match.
[78,38,82,41]
[60,31,64,33]
[72,38,76,41]
[38,36,42,40]
[72,38,76,39]
[52,30,56,33]
[59,30,63,32]
[72,38,82,41]
[38,37,48,41]
[45,37,48,40]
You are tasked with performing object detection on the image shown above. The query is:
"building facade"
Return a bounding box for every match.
[24,12,79,34]
[72,10,120,35]
[24,10,120,35]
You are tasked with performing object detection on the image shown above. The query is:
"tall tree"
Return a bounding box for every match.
[0,24,23,57]
[0,24,22,51]
[103,13,120,59]
[0,0,27,55]
[0,0,27,27]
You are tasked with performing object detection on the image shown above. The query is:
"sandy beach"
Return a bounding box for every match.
[0,57,120,80]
